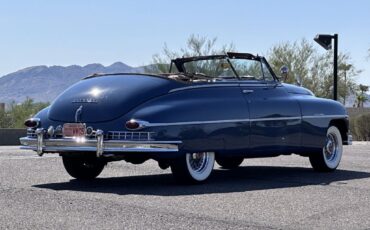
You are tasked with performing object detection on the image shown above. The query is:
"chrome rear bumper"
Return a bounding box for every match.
[19,136,181,157]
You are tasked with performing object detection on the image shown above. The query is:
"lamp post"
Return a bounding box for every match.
[314,34,338,101]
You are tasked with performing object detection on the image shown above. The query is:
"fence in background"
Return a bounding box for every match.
[346,108,370,117]
[0,129,26,145]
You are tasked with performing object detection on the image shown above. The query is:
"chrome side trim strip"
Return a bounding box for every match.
[250,116,301,122]
[302,115,348,119]
[145,115,348,127]
[169,84,239,93]
[146,117,301,127]
[239,83,277,87]
[146,119,250,127]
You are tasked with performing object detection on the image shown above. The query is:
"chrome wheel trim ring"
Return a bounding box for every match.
[324,133,338,162]
[323,127,343,169]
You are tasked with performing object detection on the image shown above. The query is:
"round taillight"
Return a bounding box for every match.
[24,118,40,128]
[125,120,140,130]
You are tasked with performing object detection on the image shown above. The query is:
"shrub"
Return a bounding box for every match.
[349,116,359,141]
[0,98,49,129]
[353,113,370,141]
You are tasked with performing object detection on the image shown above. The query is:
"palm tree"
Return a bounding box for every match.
[356,84,369,108]
[356,94,368,108]
[359,84,369,94]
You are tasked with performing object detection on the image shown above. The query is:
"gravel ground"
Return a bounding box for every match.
[0,143,369,229]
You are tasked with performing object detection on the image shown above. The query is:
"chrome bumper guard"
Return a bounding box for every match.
[19,129,181,157]
[347,134,353,145]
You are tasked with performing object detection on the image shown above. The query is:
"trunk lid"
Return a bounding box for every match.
[48,74,182,123]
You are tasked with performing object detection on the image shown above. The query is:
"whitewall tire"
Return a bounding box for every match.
[309,126,343,172]
[171,152,215,183]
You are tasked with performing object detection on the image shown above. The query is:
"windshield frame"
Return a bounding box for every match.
[170,52,278,82]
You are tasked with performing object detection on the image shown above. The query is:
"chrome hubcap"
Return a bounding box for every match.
[189,152,209,173]
[324,133,338,162]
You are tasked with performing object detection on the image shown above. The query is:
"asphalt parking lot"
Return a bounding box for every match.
[0,144,370,229]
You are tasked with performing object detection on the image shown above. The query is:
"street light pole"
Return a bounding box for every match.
[314,33,339,101]
[333,34,338,101]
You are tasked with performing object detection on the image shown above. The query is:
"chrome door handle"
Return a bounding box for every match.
[242,89,254,94]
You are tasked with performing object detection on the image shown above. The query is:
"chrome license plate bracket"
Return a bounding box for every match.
[63,123,86,138]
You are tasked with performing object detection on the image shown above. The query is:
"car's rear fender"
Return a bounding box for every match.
[125,85,250,153]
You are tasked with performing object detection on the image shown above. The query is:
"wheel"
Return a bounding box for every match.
[216,157,244,169]
[309,126,343,172]
[158,160,170,170]
[171,152,215,184]
[62,156,106,180]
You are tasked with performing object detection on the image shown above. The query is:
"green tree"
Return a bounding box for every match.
[267,39,361,102]
[150,36,360,104]
[0,110,12,128]
[268,39,315,85]
[149,34,235,73]
[1,98,50,128]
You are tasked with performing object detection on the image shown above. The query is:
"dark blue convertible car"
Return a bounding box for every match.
[20,52,352,183]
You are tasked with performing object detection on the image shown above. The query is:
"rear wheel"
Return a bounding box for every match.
[62,156,106,180]
[216,157,243,169]
[171,152,215,184]
[309,126,343,172]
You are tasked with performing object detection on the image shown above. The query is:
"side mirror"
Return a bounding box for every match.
[280,66,289,82]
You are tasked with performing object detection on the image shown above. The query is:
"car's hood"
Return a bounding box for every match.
[48,74,183,123]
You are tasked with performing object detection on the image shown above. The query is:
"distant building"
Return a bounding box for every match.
[0,103,5,112]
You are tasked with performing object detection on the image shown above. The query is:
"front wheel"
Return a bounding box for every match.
[62,156,106,180]
[309,126,343,172]
[171,152,215,184]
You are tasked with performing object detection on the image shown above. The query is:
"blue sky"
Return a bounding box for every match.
[0,0,369,84]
